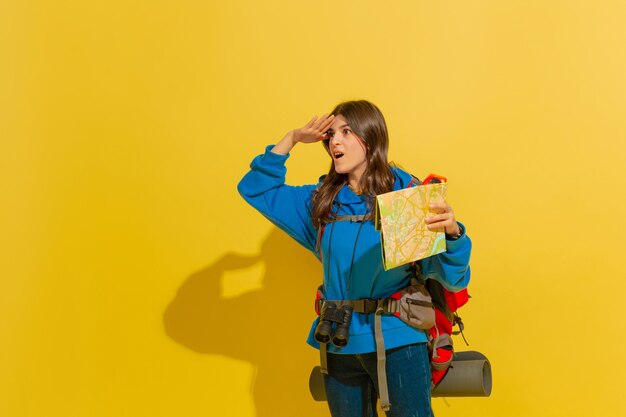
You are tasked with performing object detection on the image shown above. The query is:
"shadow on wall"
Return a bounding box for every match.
[164,228,327,417]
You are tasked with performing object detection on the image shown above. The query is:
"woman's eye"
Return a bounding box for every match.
[326,131,334,138]
[343,129,351,135]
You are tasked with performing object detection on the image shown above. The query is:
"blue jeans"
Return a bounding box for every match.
[323,343,433,417]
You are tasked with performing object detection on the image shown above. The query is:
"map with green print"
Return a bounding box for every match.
[374,183,447,270]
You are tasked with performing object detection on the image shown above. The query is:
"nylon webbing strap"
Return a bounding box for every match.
[322,299,383,315]
[320,343,328,375]
[332,214,371,222]
[375,302,391,411]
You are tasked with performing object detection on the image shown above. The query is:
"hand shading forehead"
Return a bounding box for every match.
[329,115,350,130]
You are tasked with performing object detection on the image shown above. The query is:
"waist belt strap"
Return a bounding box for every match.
[316,298,398,316]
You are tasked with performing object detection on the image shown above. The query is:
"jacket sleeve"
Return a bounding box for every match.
[237,145,319,255]
[421,222,472,292]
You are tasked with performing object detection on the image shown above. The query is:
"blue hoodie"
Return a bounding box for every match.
[238,145,471,354]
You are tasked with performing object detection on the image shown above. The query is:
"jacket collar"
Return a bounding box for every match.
[335,185,365,204]
[318,166,415,205]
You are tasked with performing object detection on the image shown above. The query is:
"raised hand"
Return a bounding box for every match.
[270,114,335,155]
[292,114,335,144]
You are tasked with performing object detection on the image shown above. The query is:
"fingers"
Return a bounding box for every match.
[299,114,335,142]
[425,213,450,223]
[425,212,452,226]
[295,114,335,144]
[305,114,334,130]
[428,202,451,214]
[311,114,334,132]
[426,222,447,231]
[304,116,318,128]
[318,114,335,133]
[426,203,456,231]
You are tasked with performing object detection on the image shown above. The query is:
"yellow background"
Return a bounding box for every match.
[2,1,625,416]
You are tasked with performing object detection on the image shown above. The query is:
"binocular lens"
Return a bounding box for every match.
[331,331,348,347]
[332,305,353,347]
[314,321,332,343]
[314,302,337,344]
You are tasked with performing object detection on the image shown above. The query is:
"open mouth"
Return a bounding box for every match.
[333,152,344,159]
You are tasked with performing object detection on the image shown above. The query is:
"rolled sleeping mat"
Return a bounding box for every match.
[309,366,326,402]
[431,350,492,397]
[309,350,491,401]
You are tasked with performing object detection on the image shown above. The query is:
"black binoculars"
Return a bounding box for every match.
[314,302,353,347]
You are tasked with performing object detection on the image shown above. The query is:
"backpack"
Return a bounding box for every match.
[408,173,470,387]
[314,173,470,399]
[425,277,469,386]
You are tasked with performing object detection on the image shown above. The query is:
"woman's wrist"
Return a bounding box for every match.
[270,131,296,155]
[445,223,463,240]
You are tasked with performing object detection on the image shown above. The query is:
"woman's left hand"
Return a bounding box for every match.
[426,202,461,237]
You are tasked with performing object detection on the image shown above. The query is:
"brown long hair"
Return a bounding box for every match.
[311,100,394,229]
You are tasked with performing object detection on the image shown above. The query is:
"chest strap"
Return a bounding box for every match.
[331,214,372,222]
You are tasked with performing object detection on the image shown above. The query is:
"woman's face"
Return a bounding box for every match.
[326,115,368,181]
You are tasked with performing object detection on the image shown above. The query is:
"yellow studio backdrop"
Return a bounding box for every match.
[2,1,625,416]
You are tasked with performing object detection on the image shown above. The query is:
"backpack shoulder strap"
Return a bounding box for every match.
[408,175,422,187]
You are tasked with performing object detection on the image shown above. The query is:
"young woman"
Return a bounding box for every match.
[238,100,471,417]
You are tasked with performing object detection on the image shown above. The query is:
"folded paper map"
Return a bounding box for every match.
[375,182,448,270]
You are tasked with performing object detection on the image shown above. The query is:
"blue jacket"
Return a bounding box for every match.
[238,145,472,354]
